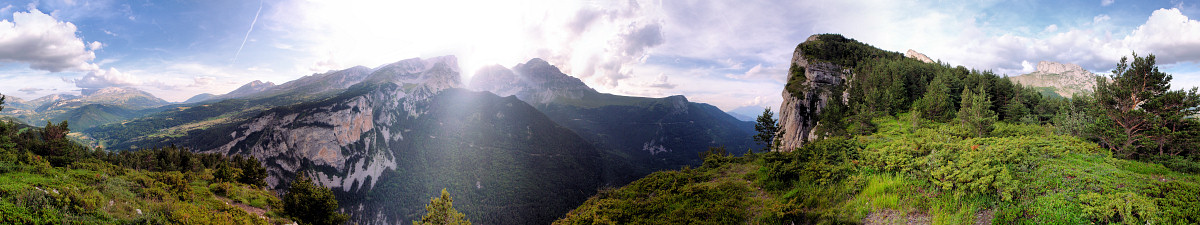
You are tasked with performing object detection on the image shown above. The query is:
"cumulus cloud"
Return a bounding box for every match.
[0,8,99,72]
[1122,8,1200,65]
[534,1,666,89]
[1102,0,1115,6]
[73,68,141,90]
[1044,24,1058,33]
[646,73,676,89]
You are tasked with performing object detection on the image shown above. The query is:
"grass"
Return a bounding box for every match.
[0,157,289,224]
[558,113,1200,224]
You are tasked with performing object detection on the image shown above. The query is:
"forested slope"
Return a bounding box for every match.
[557,34,1200,224]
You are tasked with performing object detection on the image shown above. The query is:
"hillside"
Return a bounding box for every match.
[86,56,619,224]
[0,87,169,131]
[470,58,757,183]
[558,116,1200,224]
[0,121,289,224]
[559,34,1200,224]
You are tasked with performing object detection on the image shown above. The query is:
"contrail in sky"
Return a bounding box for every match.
[233,0,263,63]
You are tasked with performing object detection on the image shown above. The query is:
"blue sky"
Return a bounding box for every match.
[0,0,1198,112]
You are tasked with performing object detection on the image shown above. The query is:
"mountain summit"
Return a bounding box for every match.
[468,58,596,104]
[1008,61,1097,97]
[469,58,756,181]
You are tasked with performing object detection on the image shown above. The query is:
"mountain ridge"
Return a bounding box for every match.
[1008,61,1098,97]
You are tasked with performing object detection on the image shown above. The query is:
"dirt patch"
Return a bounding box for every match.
[216,196,268,219]
[863,209,931,225]
[974,209,995,225]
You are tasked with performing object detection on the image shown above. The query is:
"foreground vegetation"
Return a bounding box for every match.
[557,116,1200,224]
[0,120,289,224]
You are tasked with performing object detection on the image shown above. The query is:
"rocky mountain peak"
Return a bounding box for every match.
[906,49,934,63]
[380,55,460,76]
[83,86,139,97]
[1009,61,1097,97]
[1035,61,1085,75]
[469,58,597,104]
[777,36,851,152]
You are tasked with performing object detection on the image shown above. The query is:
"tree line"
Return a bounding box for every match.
[757,34,1200,167]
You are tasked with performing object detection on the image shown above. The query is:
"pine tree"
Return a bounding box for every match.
[754,108,780,151]
[914,71,955,122]
[1003,95,1029,123]
[284,172,349,225]
[957,86,997,138]
[1092,52,1200,157]
[415,188,471,225]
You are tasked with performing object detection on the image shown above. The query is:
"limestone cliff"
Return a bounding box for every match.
[776,35,849,152]
[1008,61,1097,97]
[203,57,461,189]
[906,49,934,63]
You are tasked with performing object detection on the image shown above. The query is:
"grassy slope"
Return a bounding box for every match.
[0,156,287,224]
[556,114,1200,224]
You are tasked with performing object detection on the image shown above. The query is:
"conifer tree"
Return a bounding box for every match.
[284,172,349,225]
[1094,52,1200,156]
[957,86,997,138]
[415,188,471,225]
[914,71,955,122]
[754,108,780,151]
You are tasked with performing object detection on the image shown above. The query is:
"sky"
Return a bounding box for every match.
[1,0,1199,113]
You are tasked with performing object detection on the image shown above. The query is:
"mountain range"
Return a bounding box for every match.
[0,56,754,224]
[1,87,169,131]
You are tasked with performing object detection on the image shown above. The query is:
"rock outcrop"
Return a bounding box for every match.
[906,49,934,63]
[468,58,598,104]
[1008,61,1097,97]
[776,36,849,152]
[204,56,463,189]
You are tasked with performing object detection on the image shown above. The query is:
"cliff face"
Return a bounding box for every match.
[203,57,462,189]
[906,49,934,63]
[777,36,849,152]
[1008,61,1097,97]
[195,56,607,224]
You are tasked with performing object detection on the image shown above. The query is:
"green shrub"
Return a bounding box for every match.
[1079,191,1161,224]
[1156,181,1200,224]
[755,138,859,190]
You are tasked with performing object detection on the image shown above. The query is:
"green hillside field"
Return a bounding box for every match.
[557,115,1200,224]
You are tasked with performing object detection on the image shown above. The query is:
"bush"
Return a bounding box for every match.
[1079,191,1161,224]
[283,172,347,225]
[755,137,858,190]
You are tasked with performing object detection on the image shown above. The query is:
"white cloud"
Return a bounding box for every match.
[1044,24,1058,33]
[1094,14,1111,24]
[18,87,43,94]
[726,64,787,82]
[191,76,216,87]
[1102,0,1115,7]
[645,73,675,89]
[0,8,99,72]
[73,67,141,89]
[1122,8,1200,66]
